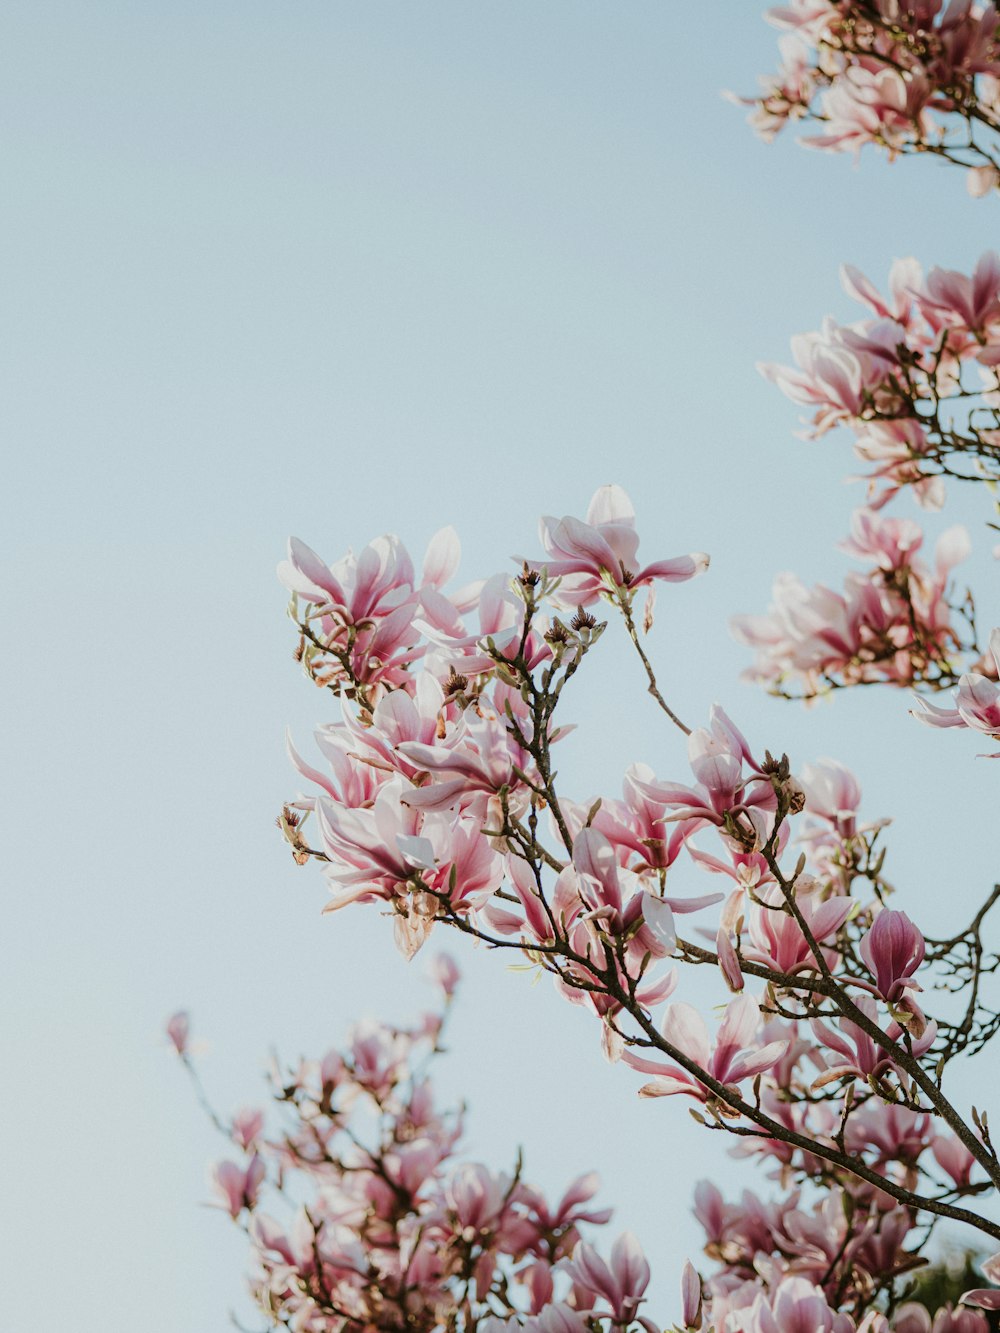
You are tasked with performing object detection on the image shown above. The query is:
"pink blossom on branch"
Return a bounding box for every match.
[168,984,664,1332]
[267,481,1000,1333]
[744,885,855,975]
[739,3,1000,195]
[913,628,1000,751]
[622,994,788,1101]
[962,1252,1000,1310]
[757,252,1000,507]
[165,1010,190,1056]
[858,907,930,1034]
[210,1154,265,1219]
[526,483,709,609]
[560,1232,652,1327]
[732,507,973,699]
[859,908,926,1006]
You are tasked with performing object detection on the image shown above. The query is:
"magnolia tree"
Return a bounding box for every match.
[170,5,1000,1331]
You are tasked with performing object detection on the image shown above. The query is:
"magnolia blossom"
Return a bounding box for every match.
[741,2,1000,179]
[918,253,1000,336]
[859,909,926,1007]
[561,1232,652,1327]
[962,1252,1000,1310]
[744,887,854,974]
[932,1133,978,1189]
[169,983,666,1332]
[211,1154,265,1218]
[913,628,1000,751]
[679,1261,703,1330]
[165,1010,190,1056]
[632,705,771,827]
[266,482,1000,1333]
[810,996,899,1088]
[804,65,934,156]
[527,483,708,609]
[732,508,970,697]
[622,994,788,1101]
[757,250,1000,509]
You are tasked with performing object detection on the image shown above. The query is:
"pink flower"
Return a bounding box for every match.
[916,252,1000,335]
[211,1154,266,1218]
[745,888,854,975]
[418,571,551,675]
[733,514,970,697]
[716,928,745,993]
[528,484,708,608]
[895,1305,933,1333]
[565,765,705,878]
[839,508,925,570]
[315,780,503,955]
[632,705,772,828]
[522,1171,614,1232]
[841,258,923,328]
[799,758,861,839]
[622,994,788,1101]
[758,320,892,435]
[932,1134,977,1188]
[845,1102,933,1166]
[427,952,461,999]
[166,1010,190,1056]
[397,700,537,817]
[286,721,384,812]
[961,1252,1000,1310]
[734,1275,853,1333]
[561,1232,651,1324]
[231,1107,265,1151]
[278,533,426,693]
[340,669,446,782]
[932,1308,990,1333]
[765,1,835,42]
[859,909,925,1005]
[810,996,896,1088]
[446,1162,512,1232]
[347,1019,409,1099]
[913,629,1000,750]
[680,1259,703,1330]
[804,66,933,157]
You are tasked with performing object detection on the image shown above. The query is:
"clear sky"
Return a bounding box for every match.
[5,3,1000,1329]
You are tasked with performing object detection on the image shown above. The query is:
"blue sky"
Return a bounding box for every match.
[5,4,1000,1328]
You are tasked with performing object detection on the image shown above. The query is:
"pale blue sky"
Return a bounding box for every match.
[5,4,1000,1329]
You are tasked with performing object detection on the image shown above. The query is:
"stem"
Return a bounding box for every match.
[618,594,692,736]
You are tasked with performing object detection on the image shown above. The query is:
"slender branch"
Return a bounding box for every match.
[617,594,692,736]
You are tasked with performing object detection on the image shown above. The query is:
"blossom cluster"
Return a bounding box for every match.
[693,1174,992,1333]
[738,1,1000,194]
[168,956,997,1333]
[759,252,1000,507]
[731,505,973,698]
[167,969,661,1333]
[264,475,1000,1333]
[734,250,1000,699]
[276,485,997,1186]
[914,628,1000,749]
[168,15,1000,1330]
[168,961,997,1333]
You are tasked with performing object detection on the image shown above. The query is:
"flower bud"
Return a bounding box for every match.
[680,1260,703,1330]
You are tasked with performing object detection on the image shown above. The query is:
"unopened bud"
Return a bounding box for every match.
[680,1260,703,1331]
[716,928,744,993]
